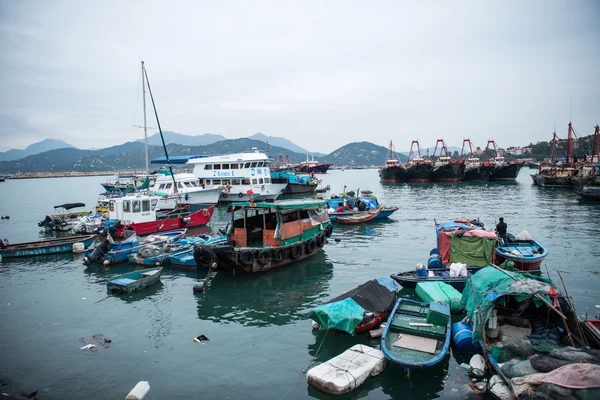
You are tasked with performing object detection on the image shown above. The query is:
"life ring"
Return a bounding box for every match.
[325,224,333,238]
[239,249,255,266]
[238,193,244,198]
[193,244,216,268]
[307,238,316,253]
[290,243,303,260]
[257,249,271,265]
[222,193,228,199]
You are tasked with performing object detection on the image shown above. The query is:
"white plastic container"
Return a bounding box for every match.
[125,381,150,400]
[72,242,85,253]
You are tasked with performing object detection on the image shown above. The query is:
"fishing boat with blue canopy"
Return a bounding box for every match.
[193,199,332,273]
[381,298,451,370]
[107,267,163,293]
[327,190,398,221]
[270,170,318,194]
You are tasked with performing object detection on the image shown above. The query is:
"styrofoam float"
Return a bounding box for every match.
[307,344,386,395]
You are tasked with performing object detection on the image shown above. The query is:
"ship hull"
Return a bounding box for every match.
[298,163,332,174]
[405,163,433,183]
[464,165,494,181]
[432,162,465,182]
[490,163,524,181]
[379,166,407,183]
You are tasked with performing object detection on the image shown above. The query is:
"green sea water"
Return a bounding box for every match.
[0,169,599,399]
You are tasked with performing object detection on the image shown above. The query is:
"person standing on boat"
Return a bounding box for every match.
[496,217,507,244]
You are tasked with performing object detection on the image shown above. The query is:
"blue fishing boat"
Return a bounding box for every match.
[129,235,227,267]
[381,299,451,371]
[166,235,227,269]
[390,266,484,291]
[83,229,187,266]
[328,193,398,221]
[0,234,96,258]
[107,267,163,293]
[495,237,547,272]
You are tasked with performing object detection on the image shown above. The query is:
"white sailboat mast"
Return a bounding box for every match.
[142,61,149,176]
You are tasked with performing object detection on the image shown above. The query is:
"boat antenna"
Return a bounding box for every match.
[143,63,177,192]
[141,61,149,177]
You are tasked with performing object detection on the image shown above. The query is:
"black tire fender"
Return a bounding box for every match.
[239,249,255,266]
[325,223,333,238]
[290,243,303,260]
[307,238,316,253]
[257,249,270,265]
[194,244,216,268]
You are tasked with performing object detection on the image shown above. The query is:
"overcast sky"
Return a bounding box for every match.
[1,1,599,154]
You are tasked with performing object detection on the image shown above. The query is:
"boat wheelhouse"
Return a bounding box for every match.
[193,199,333,273]
[104,193,214,237]
[150,171,221,209]
[188,150,287,202]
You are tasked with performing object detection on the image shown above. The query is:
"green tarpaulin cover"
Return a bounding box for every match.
[450,235,496,266]
[309,298,365,335]
[460,266,555,342]
[416,281,464,314]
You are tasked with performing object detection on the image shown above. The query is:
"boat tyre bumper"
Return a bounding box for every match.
[194,244,217,268]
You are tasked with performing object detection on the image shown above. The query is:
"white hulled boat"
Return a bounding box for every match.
[150,171,221,210]
[188,149,287,202]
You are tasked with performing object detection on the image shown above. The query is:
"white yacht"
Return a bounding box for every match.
[188,149,287,202]
[150,171,221,210]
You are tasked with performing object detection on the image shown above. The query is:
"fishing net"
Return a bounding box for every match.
[501,359,538,378]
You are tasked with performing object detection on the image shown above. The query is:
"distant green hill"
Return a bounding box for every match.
[320,141,408,166]
[0,138,75,161]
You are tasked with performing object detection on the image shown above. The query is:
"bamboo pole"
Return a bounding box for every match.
[557,270,589,347]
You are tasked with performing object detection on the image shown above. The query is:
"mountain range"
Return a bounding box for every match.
[0,139,75,162]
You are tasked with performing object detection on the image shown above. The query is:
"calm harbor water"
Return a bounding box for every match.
[1,168,599,399]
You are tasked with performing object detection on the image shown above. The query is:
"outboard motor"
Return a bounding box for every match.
[0,238,8,249]
[38,215,53,228]
[83,240,110,266]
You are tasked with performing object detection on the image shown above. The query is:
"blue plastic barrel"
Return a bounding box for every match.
[427,254,443,268]
[452,322,480,352]
[430,248,440,256]
[415,265,428,278]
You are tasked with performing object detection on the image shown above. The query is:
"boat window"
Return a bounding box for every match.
[109,201,115,212]
[204,164,212,170]
[222,164,229,170]
[214,164,221,170]
[264,177,270,183]
[250,162,257,168]
[222,179,230,185]
[132,201,141,213]
[190,181,198,187]
[178,182,184,189]
[184,182,192,188]
[257,162,264,167]
[142,200,150,212]
[230,163,239,169]
[252,178,258,185]
[123,200,131,213]
[165,183,172,189]
[242,178,251,185]
[151,199,158,210]
[259,178,264,184]
[244,163,251,168]
[232,179,241,185]
[213,179,221,185]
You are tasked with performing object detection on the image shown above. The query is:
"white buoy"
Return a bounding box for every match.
[311,320,321,329]
[103,259,111,266]
[125,381,150,400]
[72,242,85,253]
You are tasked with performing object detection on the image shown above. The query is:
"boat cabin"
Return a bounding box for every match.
[228,200,330,248]
[152,172,205,194]
[384,158,400,168]
[107,194,161,223]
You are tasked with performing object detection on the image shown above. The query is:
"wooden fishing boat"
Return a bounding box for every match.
[582,319,600,349]
[390,267,484,291]
[83,229,186,266]
[578,186,600,200]
[129,235,226,267]
[193,199,332,273]
[381,298,451,370]
[107,267,163,293]
[0,234,96,258]
[495,238,547,271]
[336,207,382,224]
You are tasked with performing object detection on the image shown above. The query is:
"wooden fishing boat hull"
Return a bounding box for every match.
[285,182,317,194]
[107,267,163,293]
[167,249,197,269]
[195,231,329,274]
[129,235,226,267]
[495,240,547,272]
[381,299,451,371]
[329,206,397,221]
[390,267,484,291]
[336,207,381,224]
[112,207,213,237]
[578,186,600,200]
[0,234,96,258]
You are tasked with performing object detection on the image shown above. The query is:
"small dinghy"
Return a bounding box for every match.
[381,298,451,370]
[0,234,96,258]
[390,266,484,291]
[128,235,226,266]
[107,267,163,293]
[336,206,382,225]
[495,231,547,271]
[309,277,397,335]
